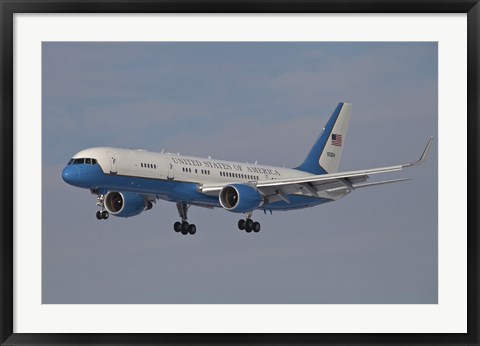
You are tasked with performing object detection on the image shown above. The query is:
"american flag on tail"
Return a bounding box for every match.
[331,134,342,147]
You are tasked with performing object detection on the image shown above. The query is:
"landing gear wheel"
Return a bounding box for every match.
[238,219,246,230]
[101,210,109,219]
[253,222,261,233]
[181,221,189,235]
[96,211,102,220]
[174,221,182,232]
[246,219,254,230]
[188,224,197,235]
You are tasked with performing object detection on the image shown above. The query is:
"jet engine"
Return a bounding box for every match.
[219,184,264,213]
[104,191,152,218]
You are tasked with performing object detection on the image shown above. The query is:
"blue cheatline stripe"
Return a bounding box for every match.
[63,164,330,212]
[294,102,344,175]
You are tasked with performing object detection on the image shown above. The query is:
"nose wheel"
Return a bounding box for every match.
[95,194,109,220]
[174,202,196,235]
[96,210,109,220]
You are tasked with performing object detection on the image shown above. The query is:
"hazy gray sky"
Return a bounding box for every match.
[42,42,437,303]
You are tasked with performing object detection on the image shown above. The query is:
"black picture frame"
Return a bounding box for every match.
[1,1,478,345]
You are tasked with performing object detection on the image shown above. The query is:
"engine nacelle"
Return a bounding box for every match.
[104,191,151,218]
[219,184,263,213]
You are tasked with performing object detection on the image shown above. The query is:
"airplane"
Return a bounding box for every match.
[62,102,433,235]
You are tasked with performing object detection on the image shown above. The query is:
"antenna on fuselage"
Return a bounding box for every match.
[255,160,257,165]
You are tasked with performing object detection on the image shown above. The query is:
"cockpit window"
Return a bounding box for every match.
[70,158,98,165]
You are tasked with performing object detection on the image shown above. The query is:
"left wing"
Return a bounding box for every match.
[198,137,433,198]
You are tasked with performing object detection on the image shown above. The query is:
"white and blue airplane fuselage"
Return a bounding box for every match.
[62,103,432,235]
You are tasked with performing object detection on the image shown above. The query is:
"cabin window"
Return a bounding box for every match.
[195,169,197,173]
[73,158,84,164]
[85,158,91,165]
[154,164,156,169]
[92,159,97,165]
[67,159,74,165]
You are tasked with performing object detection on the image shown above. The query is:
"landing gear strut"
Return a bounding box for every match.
[95,194,109,220]
[238,212,260,233]
[174,202,196,235]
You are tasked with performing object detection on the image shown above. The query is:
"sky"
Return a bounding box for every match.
[42,42,438,304]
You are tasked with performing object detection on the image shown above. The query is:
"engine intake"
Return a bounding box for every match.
[219,184,263,213]
[104,191,151,218]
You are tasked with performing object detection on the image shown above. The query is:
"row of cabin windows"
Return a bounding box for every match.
[220,171,259,180]
[141,163,156,169]
[182,167,211,175]
[67,158,97,165]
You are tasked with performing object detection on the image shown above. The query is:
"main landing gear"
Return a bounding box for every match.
[174,202,196,235]
[237,212,261,233]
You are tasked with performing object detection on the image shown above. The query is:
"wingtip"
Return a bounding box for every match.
[416,136,434,165]
[421,136,434,160]
[403,136,434,167]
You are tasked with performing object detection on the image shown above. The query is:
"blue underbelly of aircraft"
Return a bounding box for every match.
[265,196,332,210]
[63,164,332,211]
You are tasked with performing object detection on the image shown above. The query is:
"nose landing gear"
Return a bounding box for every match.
[174,202,197,235]
[96,210,109,220]
[94,194,109,220]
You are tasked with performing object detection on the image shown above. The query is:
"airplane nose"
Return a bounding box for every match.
[62,165,79,185]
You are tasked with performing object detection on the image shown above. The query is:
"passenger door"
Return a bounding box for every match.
[106,151,117,174]
[167,161,174,180]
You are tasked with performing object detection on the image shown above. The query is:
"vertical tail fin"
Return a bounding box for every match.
[295,102,351,174]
